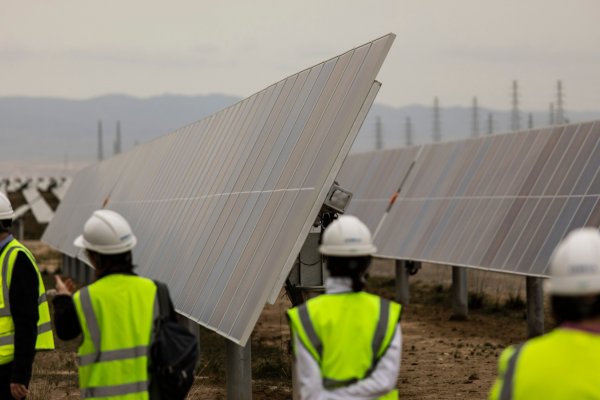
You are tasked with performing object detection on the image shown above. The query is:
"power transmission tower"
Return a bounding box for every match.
[471,97,480,137]
[375,115,383,150]
[510,80,521,131]
[528,113,534,129]
[405,116,413,146]
[487,113,494,135]
[114,120,122,155]
[97,120,104,162]
[433,97,441,142]
[556,80,565,124]
[549,102,555,125]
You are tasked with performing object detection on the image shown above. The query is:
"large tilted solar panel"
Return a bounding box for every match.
[51,178,72,201]
[43,34,395,344]
[22,186,54,224]
[336,146,422,233]
[374,121,600,277]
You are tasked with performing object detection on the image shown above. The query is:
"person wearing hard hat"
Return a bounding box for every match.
[489,227,600,399]
[287,215,402,400]
[0,193,54,399]
[52,209,163,399]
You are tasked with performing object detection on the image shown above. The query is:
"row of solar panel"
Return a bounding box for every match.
[338,121,600,277]
[0,178,71,223]
[0,177,71,197]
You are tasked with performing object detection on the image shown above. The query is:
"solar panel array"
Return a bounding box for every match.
[43,34,395,345]
[338,121,600,277]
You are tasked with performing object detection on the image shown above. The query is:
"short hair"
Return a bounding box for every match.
[0,219,12,232]
[326,255,372,292]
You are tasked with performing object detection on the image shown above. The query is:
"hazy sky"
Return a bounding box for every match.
[2,0,599,110]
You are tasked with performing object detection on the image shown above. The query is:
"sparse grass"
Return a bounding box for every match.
[468,291,486,310]
[253,339,291,380]
[503,293,526,310]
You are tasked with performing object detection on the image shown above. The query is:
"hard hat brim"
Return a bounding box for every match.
[319,243,377,257]
[73,234,137,255]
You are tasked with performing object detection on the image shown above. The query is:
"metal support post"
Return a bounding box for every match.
[526,276,544,338]
[73,257,80,283]
[226,339,252,400]
[61,254,68,277]
[17,220,24,241]
[395,260,410,305]
[85,262,94,284]
[451,266,468,320]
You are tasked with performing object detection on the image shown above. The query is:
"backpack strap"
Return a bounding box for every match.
[154,281,174,320]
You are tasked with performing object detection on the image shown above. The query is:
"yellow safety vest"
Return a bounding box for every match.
[288,292,401,400]
[489,328,600,399]
[0,239,55,364]
[72,274,158,399]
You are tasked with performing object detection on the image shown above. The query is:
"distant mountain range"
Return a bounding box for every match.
[2,94,599,173]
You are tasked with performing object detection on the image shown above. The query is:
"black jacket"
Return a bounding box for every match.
[0,243,40,386]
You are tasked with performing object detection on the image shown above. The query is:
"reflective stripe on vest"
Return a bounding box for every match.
[0,321,53,346]
[81,381,149,398]
[499,343,525,400]
[75,276,158,399]
[296,297,395,390]
[77,287,156,367]
[0,247,49,317]
[0,242,55,361]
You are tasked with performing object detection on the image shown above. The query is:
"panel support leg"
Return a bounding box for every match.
[451,266,468,320]
[395,260,410,306]
[526,276,544,338]
[18,220,24,241]
[226,339,252,400]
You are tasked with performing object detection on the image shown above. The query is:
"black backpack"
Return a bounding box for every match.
[149,281,199,400]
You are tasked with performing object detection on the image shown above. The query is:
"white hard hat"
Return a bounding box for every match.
[319,215,377,257]
[0,193,13,220]
[74,209,137,255]
[546,227,600,296]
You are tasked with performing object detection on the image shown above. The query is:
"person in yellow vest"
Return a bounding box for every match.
[0,192,54,399]
[489,227,600,399]
[53,209,163,399]
[287,215,402,400]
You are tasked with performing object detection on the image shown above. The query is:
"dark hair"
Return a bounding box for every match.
[87,250,134,279]
[326,255,371,292]
[551,295,600,325]
[0,219,11,233]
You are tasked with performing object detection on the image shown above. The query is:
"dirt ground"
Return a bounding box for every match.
[26,245,546,399]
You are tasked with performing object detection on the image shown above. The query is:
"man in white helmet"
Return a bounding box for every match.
[287,215,402,399]
[53,209,171,399]
[0,192,54,399]
[489,227,600,399]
